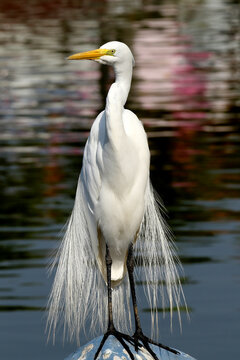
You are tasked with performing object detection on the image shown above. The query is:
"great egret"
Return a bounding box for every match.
[47,41,185,359]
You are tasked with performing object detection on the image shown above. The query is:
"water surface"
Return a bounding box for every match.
[0,1,239,359]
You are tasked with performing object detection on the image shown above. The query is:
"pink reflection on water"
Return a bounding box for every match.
[133,26,212,128]
[132,13,213,191]
[172,52,211,122]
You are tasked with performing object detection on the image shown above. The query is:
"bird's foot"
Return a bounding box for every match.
[133,328,180,360]
[94,325,135,360]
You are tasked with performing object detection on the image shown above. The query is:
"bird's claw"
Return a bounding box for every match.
[94,328,180,360]
[133,329,180,359]
[94,328,135,360]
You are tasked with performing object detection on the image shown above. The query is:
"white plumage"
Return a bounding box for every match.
[47,41,185,344]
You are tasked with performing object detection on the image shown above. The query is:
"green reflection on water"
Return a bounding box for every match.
[142,306,191,313]
[0,305,43,312]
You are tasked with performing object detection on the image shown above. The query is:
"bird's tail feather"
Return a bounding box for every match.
[46,181,132,344]
[136,181,187,338]
[47,180,186,343]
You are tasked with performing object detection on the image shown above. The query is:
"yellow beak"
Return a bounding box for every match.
[67,48,109,60]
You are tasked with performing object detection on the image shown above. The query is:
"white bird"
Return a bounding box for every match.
[47,41,185,359]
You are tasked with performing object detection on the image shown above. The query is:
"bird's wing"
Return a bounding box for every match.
[81,110,105,214]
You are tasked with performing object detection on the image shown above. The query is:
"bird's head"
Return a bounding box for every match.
[68,41,135,68]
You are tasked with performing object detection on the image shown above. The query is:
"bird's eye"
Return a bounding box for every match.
[106,49,116,56]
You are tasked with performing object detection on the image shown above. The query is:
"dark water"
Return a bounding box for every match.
[0,1,239,359]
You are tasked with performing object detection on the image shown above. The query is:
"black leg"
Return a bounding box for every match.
[94,244,134,360]
[126,243,180,358]
[126,244,141,333]
[106,243,114,330]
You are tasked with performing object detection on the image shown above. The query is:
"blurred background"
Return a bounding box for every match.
[0,0,239,359]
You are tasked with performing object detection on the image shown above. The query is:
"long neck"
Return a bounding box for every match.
[105,61,133,145]
[114,62,132,106]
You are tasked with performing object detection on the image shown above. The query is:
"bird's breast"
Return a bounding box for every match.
[96,183,145,284]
